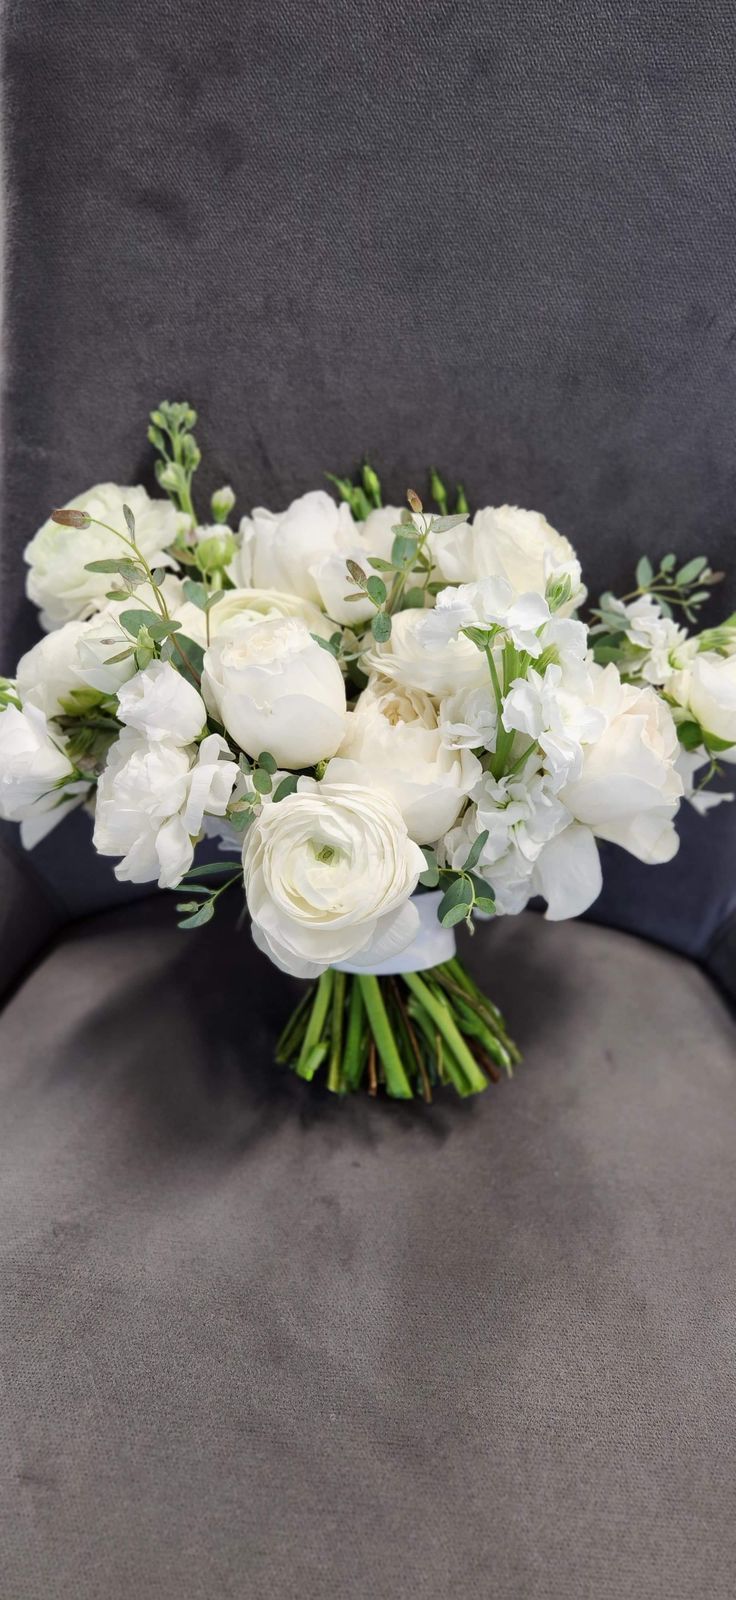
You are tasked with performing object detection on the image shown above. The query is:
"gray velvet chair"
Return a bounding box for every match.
[1,5,735,1596]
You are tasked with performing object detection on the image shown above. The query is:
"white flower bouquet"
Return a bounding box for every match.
[2,402,734,1100]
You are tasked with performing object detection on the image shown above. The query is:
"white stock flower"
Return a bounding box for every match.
[0,702,84,846]
[425,578,550,656]
[203,615,346,768]
[24,484,179,628]
[231,491,356,604]
[669,651,736,754]
[362,607,487,698]
[174,586,331,648]
[116,659,206,745]
[93,729,237,888]
[560,664,683,862]
[675,747,734,814]
[432,504,585,612]
[607,594,689,684]
[243,777,425,979]
[438,683,498,750]
[325,677,481,845]
[502,660,606,789]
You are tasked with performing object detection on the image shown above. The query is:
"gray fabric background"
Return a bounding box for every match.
[1,901,735,1599]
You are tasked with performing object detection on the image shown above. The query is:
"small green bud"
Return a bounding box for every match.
[211,484,236,523]
[195,529,236,573]
[429,467,448,515]
[546,572,574,613]
[455,483,469,516]
[362,462,382,508]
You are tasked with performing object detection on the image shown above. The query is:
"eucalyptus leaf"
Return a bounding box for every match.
[180,861,240,880]
[438,877,474,925]
[430,513,469,534]
[676,556,708,585]
[371,611,392,643]
[177,901,215,930]
[182,578,209,610]
[122,504,136,539]
[252,768,272,794]
[462,830,489,872]
[391,533,418,567]
[84,558,144,579]
[366,575,387,606]
[273,774,300,802]
[346,559,368,589]
[419,847,439,888]
[257,751,277,773]
[636,556,653,588]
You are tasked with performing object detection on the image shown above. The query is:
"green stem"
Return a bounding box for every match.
[342,978,367,1090]
[403,972,488,1096]
[327,970,346,1094]
[357,975,413,1098]
[296,970,334,1080]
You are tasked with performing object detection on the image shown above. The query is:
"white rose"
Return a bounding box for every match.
[203,615,346,768]
[326,678,480,844]
[243,777,425,978]
[24,484,179,628]
[93,728,237,887]
[362,608,487,698]
[432,504,585,613]
[115,659,206,746]
[669,651,736,754]
[560,664,683,862]
[231,491,356,603]
[0,702,84,846]
[174,586,331,648]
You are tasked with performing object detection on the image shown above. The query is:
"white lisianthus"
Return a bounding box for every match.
[24,485,179,628]
[432,504,585,613]
[669,651,736,755]
[425,577,551,656]
[93,728,237,887]
[326,678,481,844]
[231,491,356,604]
[115,659,206,746]
[560,664,683,862]
[174,586,331,647]
[243,777,425,978]
[203,615,346,768]
[0,702,85,846]
[363,607,487,698]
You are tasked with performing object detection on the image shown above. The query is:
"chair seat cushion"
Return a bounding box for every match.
[1,901,734,1599]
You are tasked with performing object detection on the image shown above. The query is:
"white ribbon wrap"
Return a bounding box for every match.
[333,890,456,976]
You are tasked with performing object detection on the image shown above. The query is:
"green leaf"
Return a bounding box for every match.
[661,553,676,572]
[391,532,418,567]
[177,900,215,930]
[636,556,654,588]
[462,830,489,872]
[366,575,387,606]
[257,750,277,774]
[676,556,708,585]
[252,768,272,794]
[371,612,392,643]
[346,559,368,590]
[367,557,395,572]
[180,861,240,880]
[676,720,703,751]
[419,847,440,888]
[119,608,182,641]
[438,877,473,926]
[703,730,735,753]
[182,579,209,610]
[122,504,136,539]
[103,648,136,665]
[273,774,300,802]
[165,634,204,689]
[430,513,469,534]
[403,587,426,609]
[474,896,496,916]
[311,631,341,657]
[84,558,144,579]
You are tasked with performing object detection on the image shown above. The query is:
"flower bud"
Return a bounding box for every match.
[211,484,236,523]
[195,529,236,573]
[51,508,91,528]
[407,488,423,514]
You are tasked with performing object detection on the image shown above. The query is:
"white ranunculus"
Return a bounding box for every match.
[115,659,206,746]
[362,607,487,698]
[560,663,683,862]
[231,491,356,603]
[93,729,237,888]
[243,777,425,978]
[669,651,736,754]
[432,504,585,612]
[24,484,179,628]
[325,678,481,844]
[174,586,332,648]
[203,615,347,768]
[0,702,85,846]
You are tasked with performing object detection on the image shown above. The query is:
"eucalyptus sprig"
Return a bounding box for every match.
[419,833,495,930]
[592,552,723,632]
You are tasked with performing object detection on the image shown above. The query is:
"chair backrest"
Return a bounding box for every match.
[1,1,734,990]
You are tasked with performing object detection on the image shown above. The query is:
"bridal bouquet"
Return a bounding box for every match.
[1,402,734,1099]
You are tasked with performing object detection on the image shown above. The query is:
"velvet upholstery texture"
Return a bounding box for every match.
[0,900,735,1599]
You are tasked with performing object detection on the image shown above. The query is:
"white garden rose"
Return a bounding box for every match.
[432,504,585,613]
[243,777,425,978]
[203,615,346,769]
[174,586,331,648]
[669,651,736,755]
[93,728,237,888]
[15,606,141,716]
[0,702,84,846]
[231,491,356,603]
[362,607,487,698]
[115,659,206,746]
[309,504,405,624]
[559,663,683,862]
[24,484,179,628]
[326,677,481,844]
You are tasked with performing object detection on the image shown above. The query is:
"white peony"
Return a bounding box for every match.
[669,651,736,755]
[432,504,585,612]
[203,615,347,768]
[24,484,179,628]
[325,677,481,844]
[560,664,683,862]
[0,702,85,847]
[243,777,425,978]
[93,728,237,888]
[362,607,487,698]
[115,659,206,746]
[174,586,331,648]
